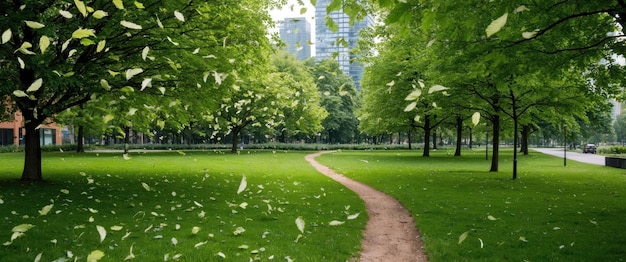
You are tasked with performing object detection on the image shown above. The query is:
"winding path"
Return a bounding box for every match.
[305,151,428,262]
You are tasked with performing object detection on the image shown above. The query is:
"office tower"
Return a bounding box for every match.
[315,0,374,90]
[278,17,312,60]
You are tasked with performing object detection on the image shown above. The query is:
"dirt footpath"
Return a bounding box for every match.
[305,152,428,262]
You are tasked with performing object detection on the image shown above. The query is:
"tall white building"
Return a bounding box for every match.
[314,0,374,90]
[278,17,312,60]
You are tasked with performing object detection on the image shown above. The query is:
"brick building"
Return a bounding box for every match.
[0,111,62,146]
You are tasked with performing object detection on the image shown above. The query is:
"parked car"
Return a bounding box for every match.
[583,144,597,154]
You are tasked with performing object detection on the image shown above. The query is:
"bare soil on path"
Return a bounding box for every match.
[305,151,428,262]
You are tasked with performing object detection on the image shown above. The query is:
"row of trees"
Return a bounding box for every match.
[349,0,625,179]
[1,0,361,181]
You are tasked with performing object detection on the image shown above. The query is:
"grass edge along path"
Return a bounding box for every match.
[315,148,626,261]
[306,151,427,262]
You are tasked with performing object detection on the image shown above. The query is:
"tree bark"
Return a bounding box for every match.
[231,127,240,153]
[455,115,462,156]
[423,115,431,157]
[76,125,85,153]
[521,125,530,155]
[21,112,42,181]
[490,115,500,172]
[432,129,437,150]
[124,126,131,154]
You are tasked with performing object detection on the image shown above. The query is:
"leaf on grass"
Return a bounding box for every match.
[589,220,598,225]
[237,175,247,194]
[295,216,305,233]
[519,236,528,242]
[347,212,360,220]
[141,182,151,191]
[478,238,484,248]
[329,220,344,226]
[110,226,123,231]
[12,224,34,233]
[96,225,106,243]
[487,215,497,221]
[458,230,469,244]
[192,226,200,235]
[87,250,105,262]
[171,237,178,245]
[124,244,135,260]
[38,204,53,216]
[486,13,508,37]
[217,252,226,258]
[34,252,43,262]
[233,227,246,235]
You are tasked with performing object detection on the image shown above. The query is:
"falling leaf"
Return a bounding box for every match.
[329,220,344,226]
[141,182,151,191]
[472,112,481,126]
[100,79,111,90]
[487,215,497,221]
[192,48,200,54]
[522,30,539,39]
[59,10,73,18]
[39,36,50,54]
[96,40,106,53]
[404,102,417,112]
[174,11,185,22]
[87,250,105,262]
[386,80,395,87]
[486,13,508,37]
[25,21,45,29]
[74,0,87,17]
[514,5,530,13]
[458,230,469,244]
[2,29,11,44]
[72,28,96,39]
[120,20,142,30]
[428,85,448,93]
[113,0,124,9]
[405,89,422,101]
[96,225,106,243]
[38,204,53,216]
[166,36,179,46]
[141,78,152,91]
[295,217,305,233]
[237,175,247,194]
[478,238,484,248]
[92,10,108,19]
[13,90,28,97]
[16,42,36,55]
[125,68,143,80]
[155,15,164,28]
[26,78,43,92]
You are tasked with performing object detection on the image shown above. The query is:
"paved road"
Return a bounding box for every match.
[532,148,606,166]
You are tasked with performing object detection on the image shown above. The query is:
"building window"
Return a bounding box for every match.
[40,128,56,146]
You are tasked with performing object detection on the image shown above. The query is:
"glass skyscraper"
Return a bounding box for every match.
[278,17,312,61]
[315,0,374,90]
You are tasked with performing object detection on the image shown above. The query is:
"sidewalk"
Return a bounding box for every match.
[532,148,605,166]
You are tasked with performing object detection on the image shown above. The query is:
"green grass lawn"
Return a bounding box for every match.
[316,148,626,262]
[0,150,366,261]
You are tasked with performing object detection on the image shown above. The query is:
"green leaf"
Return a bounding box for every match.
[486,13,508,37]
[295,216,305,233]
[26,78,43,92]
[428,85,448,93]
[113,0,124,9]
[72,28,96,39]
[74,0,88,17]
[13,90,28,97]
[125,68,143,80]
[329,220,344,226]
[404,102,417,112]
[142,46,149,61]
[134,1,145,9]
[87,250,105,262]
[59,10,73,18]
[514,5,530,13]
[38,204,53,216]
[16,42,35,55]
[100,79,111,90]
[103,114,114,123]
[174,11,185,22]
[12,224,34,233]
[39,36,50,53]
[92,10,108,19]
[237,175,247,194]
[458,230,469,244]
[25,21,45,29]
[96,40,106,53]
[80,38,95,46]
[405,89,422,101]
[120,20,142,30]
[2,29,11,44]
[522,30,539,39]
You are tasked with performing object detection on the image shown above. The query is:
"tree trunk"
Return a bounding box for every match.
[469,127,473,149]
[490,115,500,172]
[521,125,530,155]
[455,115,462,156]
[21,113,43,181]
[432,129,437,150]
[512,117,518,179]
[408,127,412,150]
[423,115,431,157]
[124,126,131,154]
[76,125,85,153]
[231,128,240,153]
